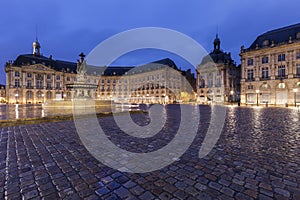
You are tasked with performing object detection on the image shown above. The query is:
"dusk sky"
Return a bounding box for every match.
[1,0,300,84]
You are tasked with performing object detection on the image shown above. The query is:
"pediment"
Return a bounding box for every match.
[23,64,55,72]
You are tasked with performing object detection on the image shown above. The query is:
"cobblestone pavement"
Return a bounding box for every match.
[0,105,299,199]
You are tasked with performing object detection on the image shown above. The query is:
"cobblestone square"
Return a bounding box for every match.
[0,105,299,199]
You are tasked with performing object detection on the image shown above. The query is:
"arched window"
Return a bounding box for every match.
[278,83,285,89]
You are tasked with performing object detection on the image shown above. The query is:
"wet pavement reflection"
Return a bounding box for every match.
[0,105,299,199]
[0,103,142,120]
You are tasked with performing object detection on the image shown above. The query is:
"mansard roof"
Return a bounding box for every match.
[247,22,300,50]
[11,54,180,76]
[13,54,77,73]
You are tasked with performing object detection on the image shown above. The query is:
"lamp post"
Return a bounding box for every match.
[293,88,298,107]
[230,90,234,105]
[256,89,260,106]
[15,93,19,104]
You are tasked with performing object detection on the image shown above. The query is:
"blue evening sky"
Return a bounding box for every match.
[1,0,300,84]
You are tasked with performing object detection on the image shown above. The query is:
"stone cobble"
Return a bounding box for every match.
[0,105,299,199]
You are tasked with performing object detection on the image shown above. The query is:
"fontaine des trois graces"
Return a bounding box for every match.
[68,53,98,100]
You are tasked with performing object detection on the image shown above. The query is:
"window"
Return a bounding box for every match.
[247,69,254,80]
[216,77,221,87]
[262,84,269,89]
[56,82,60,89]
[248,85,254,90]
[207,73,213,87]
[262,56,269,64]
[247,59,253,66]
[15,71,20,77]
[296,32,300,39]
[47,74,51,79]
[66,77,70,81]
[278,83,285,89]
[278,65,286,77]
[262,40,269,46]
[47,82,52,89]
[262,67,269,79]
[15,79,20,87]
[36,79,42,88]
[56,75,60,80]
[296,52,300,59]
[27,80,32,88]
[278,54,285,61]
[200,79,205,88]
[27,73,32,78]
[101,80,105,84]
[296,64,300,76]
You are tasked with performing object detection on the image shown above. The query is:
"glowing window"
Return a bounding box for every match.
[278,83,285,89]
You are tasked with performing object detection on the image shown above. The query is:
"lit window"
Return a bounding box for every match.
[247,59,253,66]
[262,84,269,89]
[278,54,285,61]
[262,56,268,64]
[278,83,285,89]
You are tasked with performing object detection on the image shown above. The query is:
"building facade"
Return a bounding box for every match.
[240,23,300,106]
[196,35,240,104]
[5,39,196,104]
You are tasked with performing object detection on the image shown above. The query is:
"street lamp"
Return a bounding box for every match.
[230,90,234,105]
[256,89,260,106]
[15,93,19,104]
[293,88,298,107]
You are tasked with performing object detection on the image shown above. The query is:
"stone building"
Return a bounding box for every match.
[196,34,240,104]
[240,23,300,106]
[5,39,195,104]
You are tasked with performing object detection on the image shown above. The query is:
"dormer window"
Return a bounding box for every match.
[262,40,269,46]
